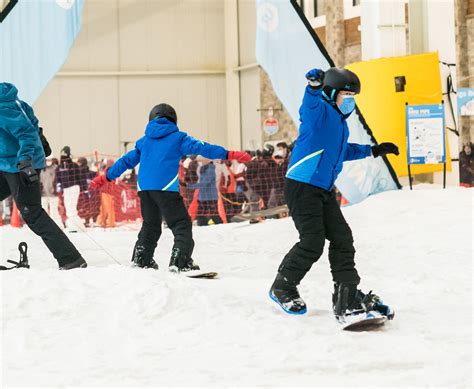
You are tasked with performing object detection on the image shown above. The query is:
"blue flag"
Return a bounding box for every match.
[256,0,400,204]
[0,0,84,104]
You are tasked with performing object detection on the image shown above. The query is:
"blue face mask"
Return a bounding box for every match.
[338,96,356,115]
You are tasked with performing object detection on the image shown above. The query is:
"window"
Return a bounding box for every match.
[314,0,325,17]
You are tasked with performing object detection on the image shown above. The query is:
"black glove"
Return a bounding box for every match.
[17,160,39,186]
[372,143,399,158]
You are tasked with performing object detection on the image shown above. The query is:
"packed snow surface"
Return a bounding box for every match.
[1,186,472,387]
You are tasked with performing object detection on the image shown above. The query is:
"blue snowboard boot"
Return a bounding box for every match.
[269,273,307,315]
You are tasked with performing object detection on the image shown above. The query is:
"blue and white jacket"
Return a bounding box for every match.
[286,85,372,191]
[107,117,228,192]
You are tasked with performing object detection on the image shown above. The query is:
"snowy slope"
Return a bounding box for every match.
[1,186,472,388]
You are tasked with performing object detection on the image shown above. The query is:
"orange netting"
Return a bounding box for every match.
[7,150,292,229]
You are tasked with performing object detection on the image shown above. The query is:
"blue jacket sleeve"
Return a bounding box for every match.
[8,100,40,162]
[298,86,326,134]
[301,85,324,111]
[180,134,228,160]
[107,144,141,180]
[20,101,39,128]
[344,143,372,162]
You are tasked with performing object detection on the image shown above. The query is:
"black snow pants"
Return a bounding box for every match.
[196,200,223,226]
[278,178,360,285]
[0,171,82,266]
[136,190,194,261]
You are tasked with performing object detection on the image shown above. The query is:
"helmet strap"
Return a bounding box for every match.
[322,86,338,106]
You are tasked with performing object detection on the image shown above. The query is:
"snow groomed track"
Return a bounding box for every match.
[1,186,472,387]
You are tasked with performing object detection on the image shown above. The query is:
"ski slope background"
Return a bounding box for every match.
[1,186,472,387]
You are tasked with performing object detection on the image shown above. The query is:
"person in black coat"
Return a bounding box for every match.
[459,142,473,187]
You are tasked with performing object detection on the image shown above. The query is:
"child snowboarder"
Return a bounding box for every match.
[269,68,399,321]
[90,103,251,271]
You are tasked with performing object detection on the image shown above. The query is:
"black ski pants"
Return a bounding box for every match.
[278,178,360,285]
[137,190,194,261]
[196,200,223,226]
[0,171,82,266]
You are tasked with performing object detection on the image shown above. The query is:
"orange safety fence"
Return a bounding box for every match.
[1,150,293,228]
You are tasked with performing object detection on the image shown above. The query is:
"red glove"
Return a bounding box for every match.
[228,151,252,163]
[89,174,110,190]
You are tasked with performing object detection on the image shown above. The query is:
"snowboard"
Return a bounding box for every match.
[168,266,218,279]
[340,310,392,331]
[185,271,218,279]
[231,205,289,222]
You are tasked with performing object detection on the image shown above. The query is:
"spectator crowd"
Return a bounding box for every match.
[1,142,294,229]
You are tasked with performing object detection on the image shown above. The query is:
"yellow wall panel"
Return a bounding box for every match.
[347,52,451,176]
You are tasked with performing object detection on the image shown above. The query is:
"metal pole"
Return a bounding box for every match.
[408,164,413,190]
[443,162,447,189]
[405,102,412,190]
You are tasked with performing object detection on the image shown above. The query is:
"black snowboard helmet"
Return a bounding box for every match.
[322,67,361,102]
[149,103,177,124]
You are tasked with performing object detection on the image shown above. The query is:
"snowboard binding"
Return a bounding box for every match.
[333,282,394,323]
[357,290,394,320]
[0,242,30,271]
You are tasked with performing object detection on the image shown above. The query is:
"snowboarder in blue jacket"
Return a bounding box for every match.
[269,68,398,321]
[91,103,251,271]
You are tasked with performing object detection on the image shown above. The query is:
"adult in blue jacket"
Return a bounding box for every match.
[269,68,398,320]
[91,103,251,271]
[0,83,86,270]
[189,161,223,227]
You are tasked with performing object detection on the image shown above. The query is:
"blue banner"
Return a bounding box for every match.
[0,0,84,104]
[406,104,446,165]
[457,88,474,116]
[255,0,399,204]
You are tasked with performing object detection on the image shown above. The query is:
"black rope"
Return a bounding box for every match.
[440,61,459,136]
[439,61,456,67]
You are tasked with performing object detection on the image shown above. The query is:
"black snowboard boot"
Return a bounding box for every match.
[59,257,88,270]
[168,247,200,272]
[131,244,158,269]
[332,282,359,322]
[269,273,307,314]
[333,283,394,321]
